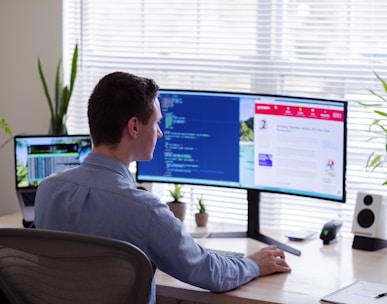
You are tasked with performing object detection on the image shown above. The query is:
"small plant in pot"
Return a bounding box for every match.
[195,195,209,227]
[167,184,186,222]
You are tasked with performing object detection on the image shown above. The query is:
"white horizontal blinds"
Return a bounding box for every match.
[133,1,259,91]
[261,0,387,235]
[63,0,90,134]
[345,0,387,234]
[64,0,387,236]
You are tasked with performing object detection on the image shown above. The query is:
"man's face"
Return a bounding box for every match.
[136,98,163,161]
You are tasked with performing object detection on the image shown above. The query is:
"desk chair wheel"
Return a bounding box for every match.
[22,219,35,229]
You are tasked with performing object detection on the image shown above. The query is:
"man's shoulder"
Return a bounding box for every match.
[129,188,163,205]
[39,165,83,186]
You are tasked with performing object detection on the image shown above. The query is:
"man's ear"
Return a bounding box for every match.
[127,117,139,138]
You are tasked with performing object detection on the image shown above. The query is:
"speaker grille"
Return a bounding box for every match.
[357,209,375,228]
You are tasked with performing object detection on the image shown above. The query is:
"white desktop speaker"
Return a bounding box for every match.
[351,192,386,240]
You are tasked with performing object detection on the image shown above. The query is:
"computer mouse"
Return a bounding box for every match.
[320,220,343,245]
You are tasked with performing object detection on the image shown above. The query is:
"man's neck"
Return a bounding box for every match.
[92,145,131,168]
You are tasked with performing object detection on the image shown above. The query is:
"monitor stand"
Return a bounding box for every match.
[207,189,301,256]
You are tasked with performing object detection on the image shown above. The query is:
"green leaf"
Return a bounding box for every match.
[375,72,387,95]
[37,58,54,118]
[368,89,386,102]
[368,154,383,170]
[68,43,78,98]
[197,196,206,213]
[370,120,387,133]
[61,87,69,119]
[366,89,386,103]
[0,117,12,136]
[55,59,64,118]
[374,110,387,117]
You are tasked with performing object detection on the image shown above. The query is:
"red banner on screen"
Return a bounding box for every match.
[255,103,344,122]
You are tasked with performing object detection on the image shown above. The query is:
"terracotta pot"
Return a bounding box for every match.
[195,213,209,227]
[167,201,186,222]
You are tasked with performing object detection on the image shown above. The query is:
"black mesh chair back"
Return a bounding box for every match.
[0,228,153,304]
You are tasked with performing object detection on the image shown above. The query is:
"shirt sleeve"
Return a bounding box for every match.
[145,202,260,292]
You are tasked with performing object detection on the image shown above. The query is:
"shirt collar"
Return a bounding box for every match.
[83,152,136,187]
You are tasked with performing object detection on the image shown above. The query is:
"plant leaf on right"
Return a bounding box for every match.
[358,71,387,185]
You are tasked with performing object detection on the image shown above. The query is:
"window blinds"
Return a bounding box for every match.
[63,0,387,236]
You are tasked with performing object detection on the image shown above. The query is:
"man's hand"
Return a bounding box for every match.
[247,245,291,276]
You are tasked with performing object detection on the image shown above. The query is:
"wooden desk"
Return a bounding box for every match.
[1,213,386,304]
[0,212,22,228]
[156,231,387,304]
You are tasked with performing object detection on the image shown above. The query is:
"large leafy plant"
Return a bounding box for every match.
[38,44,78,134]
[359,72,387,185]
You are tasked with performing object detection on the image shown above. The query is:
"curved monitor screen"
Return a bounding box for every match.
[137,89,347,202]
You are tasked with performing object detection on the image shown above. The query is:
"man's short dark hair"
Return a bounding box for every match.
[88,71,159,146]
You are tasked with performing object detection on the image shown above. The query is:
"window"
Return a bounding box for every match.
[64,0,387,236]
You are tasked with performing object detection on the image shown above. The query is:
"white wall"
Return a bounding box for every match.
[0,0,62,216]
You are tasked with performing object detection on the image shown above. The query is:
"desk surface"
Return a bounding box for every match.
[160,221,387,304]
[1,212,386,304]
[156,234,387,304]
[0,212,23,228]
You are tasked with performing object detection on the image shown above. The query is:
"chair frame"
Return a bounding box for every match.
[0,228,153,304]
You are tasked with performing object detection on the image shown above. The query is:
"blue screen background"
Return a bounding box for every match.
[139,91,241,185]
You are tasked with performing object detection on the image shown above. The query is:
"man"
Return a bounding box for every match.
[35,71,291,304]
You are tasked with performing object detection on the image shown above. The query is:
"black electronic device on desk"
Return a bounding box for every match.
[320,220,343,245]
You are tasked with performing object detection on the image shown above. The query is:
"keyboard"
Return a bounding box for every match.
[206,248,245,258]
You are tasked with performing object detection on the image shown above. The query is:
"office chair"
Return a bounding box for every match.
[0,228,153,304]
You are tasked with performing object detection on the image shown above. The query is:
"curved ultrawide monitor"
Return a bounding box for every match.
[137,89,347,202]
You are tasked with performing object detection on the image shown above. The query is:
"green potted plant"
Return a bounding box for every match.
[359,71,387,185]
[195,195,208,227]
[167,184,186,222]
[37,43,79,134]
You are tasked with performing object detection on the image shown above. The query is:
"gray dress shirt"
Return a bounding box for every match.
[35,153,259,304]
